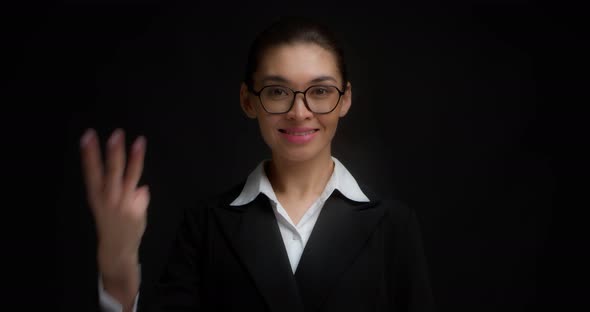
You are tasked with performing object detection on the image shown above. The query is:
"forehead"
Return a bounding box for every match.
[254,43,340,86]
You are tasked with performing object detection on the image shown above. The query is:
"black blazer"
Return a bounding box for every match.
[137,181,435,312]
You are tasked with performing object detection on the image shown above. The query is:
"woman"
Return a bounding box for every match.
[80,16,435,312]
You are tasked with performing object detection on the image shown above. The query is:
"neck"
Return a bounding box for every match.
[266,146,335,199]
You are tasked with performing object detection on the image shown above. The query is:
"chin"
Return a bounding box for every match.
[279,151,316,163]
[273,143,328,164]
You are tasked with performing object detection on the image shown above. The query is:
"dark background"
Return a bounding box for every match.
[4,1,586,311]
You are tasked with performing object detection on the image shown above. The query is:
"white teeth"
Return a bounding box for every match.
[285,130,316,136]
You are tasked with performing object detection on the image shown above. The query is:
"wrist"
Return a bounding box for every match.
[100,266,140,311]
[97,250,139,280]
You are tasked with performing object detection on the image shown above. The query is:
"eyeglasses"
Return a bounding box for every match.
[249,85,345,114]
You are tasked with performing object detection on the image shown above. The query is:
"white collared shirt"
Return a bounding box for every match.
[99,156,369,312]
[230,156,370,273]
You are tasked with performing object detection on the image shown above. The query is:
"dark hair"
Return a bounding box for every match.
[244,16,348,91]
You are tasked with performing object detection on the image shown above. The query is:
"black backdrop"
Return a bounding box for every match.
[4,1,586,311]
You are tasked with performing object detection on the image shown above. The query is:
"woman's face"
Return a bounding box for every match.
[240,43,352,163]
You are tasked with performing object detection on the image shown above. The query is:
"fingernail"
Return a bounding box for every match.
[80,129,94,148]
[108,129,122,147]
[133,136,146,151]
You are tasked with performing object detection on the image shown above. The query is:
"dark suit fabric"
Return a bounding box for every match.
[137,181,435,312]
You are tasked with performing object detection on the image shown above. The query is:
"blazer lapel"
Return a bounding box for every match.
[214,193,305,312]
[294,190,385,312]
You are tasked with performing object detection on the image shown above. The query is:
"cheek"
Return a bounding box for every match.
[311,116,338,146]
[320,116,340,135]
[257,117,279,142]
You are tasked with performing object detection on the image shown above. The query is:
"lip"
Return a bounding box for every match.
[278,127,319,144]
[280,127,318,132]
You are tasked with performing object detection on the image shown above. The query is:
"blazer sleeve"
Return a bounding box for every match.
[387,201,436,312]
[137,200,208,312]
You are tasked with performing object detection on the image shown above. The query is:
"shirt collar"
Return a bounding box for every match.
[229,156,370,206]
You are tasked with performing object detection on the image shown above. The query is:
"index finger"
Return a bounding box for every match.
[123,135,146,195]
[80,128,104,205]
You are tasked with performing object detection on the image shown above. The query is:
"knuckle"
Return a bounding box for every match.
[104,193,122,209]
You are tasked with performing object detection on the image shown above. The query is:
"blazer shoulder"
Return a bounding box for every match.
[356,182,415,227]
[192,179,246,206]
[380,198,414,225]
[209,180,246,206]
[355,182,412,216]
[181,180,246,223]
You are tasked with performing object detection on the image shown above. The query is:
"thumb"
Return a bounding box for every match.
[132,185,150,215]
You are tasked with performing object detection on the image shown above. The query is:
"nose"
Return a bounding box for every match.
[287,93,313,120]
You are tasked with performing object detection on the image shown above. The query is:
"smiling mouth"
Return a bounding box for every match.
[278,129,319,136]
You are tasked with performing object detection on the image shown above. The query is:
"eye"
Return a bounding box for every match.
[262,86,290,98]
[272,88,287,96]
[310,86,335,97]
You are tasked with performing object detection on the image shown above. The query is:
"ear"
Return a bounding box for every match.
[240,82,258,119]
[338,82,352,117]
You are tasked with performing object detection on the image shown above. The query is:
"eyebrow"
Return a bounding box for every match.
[260,75,338,85]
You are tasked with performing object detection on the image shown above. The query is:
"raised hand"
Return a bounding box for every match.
[80,128,148,306]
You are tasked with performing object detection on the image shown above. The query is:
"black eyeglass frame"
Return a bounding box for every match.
[248,84,345,114]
